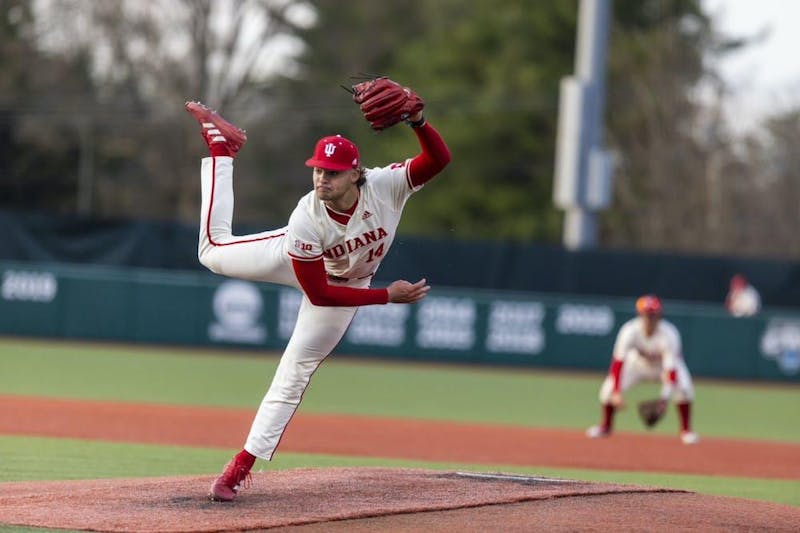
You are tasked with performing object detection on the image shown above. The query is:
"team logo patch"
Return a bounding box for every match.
[294,239,313,252]
[324,143,336,157]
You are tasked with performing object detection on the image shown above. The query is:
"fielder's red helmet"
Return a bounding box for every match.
[636,294,662,315]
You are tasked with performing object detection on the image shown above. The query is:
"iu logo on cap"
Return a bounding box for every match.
[324,143,336,157]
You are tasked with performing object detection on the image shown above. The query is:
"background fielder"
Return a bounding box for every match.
[725,273,761,317]
[586,294,700,444]
[185,77,450,502]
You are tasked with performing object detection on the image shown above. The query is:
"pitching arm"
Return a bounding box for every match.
[408,122,452,187]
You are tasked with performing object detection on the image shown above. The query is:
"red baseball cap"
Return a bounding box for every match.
[305,135,359,171]
[635,294,662,315]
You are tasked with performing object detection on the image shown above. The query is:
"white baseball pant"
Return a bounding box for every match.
[198,156,367,459]
[598,350,695,403]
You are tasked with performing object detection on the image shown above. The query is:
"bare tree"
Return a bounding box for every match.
[26,0,313,221]
[604,20,716,252]
[35,0,313,107]
[734,112,800,258]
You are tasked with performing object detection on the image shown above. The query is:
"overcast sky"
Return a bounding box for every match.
[703,0,800,131]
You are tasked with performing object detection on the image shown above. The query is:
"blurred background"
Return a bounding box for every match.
[1,0,799,381]
[3,0,800,250]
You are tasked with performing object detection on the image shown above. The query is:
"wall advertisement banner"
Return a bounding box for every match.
[0,261,797,382]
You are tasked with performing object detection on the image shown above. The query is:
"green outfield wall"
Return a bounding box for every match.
[5,209,800,307]
[1,261,798,382]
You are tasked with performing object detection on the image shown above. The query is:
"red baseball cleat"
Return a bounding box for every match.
[209,456,252,502]
[185,101,247,157]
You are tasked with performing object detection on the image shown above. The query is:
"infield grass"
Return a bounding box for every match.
[1,336,799,518]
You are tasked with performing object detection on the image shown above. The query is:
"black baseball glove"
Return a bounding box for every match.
[637,398,667,429]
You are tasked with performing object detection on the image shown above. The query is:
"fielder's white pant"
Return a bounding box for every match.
[598,350,695,403]
[198,156,367,460]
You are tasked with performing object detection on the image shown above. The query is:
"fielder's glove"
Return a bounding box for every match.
[637,398,667,429]
[351,76,425,131]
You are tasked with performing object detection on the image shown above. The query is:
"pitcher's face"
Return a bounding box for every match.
[313,167,358,204]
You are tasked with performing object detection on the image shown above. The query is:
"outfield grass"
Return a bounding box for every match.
[1,337,798,441]
[1,336,799,517]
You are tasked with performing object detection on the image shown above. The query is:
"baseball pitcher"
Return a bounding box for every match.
[586,295,699,444]
[185,77,450,501]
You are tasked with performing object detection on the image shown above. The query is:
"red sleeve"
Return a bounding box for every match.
[292,258,388,307]
[609,358,624,392]
[408,122,451,188]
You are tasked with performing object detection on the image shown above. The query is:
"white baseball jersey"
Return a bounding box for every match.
[599,316,694,402]
[287,160,420,280]
[612,316,682,371]
[196,155,422,460]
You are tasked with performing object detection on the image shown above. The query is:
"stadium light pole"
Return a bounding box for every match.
[553,0,613,250]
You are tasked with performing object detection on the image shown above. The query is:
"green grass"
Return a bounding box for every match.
[0,436,231,481]
[1,338,798,441]
[0,335,799,526]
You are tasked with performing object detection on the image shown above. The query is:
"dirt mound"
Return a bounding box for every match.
[1,467,797,532]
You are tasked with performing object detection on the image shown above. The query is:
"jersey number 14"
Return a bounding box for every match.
[366,243,385,263]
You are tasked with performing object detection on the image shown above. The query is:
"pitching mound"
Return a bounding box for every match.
[1,467,798,532]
